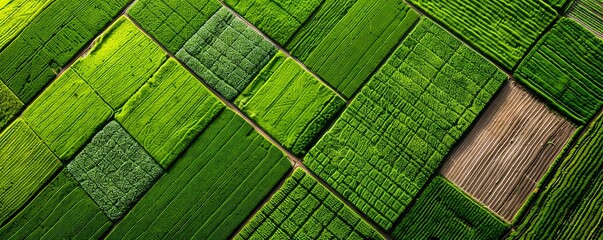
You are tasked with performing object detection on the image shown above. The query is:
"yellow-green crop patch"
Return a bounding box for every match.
[107,109,291,239]
[236,169,383,239]
[22,69,113,162]
[176,7,277,100]
[115,58,224,168]
[72,17,168,110]
[0,0,53,50]
[235,52,345,156]
[0,119,61,225]
[304,19,507,229]
[67,121,163,220]
[0,171,112,239]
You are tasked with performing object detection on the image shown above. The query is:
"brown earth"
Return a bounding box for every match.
[440,80,576,221]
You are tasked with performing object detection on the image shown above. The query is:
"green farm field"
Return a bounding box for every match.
[0,0,602,239]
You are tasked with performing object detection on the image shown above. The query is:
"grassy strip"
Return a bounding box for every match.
[235,51,345,156]
[115,58,224,168]
[107,109,291,239]
[514,18,603,124]
[236,168,383,239]
[0,171,112,239]
[176,7,277,100]
[408,0,556,70]
[67,121,163,220]
[128,0,221,53]
[22,69,113,161]
[72,17,168,109]
[304,18,507,229]
[288,0,420,98]
[224,0,322,45]
[0,0,130,103]
[510,111,603,239]
[392,176,509,239]
[0,118,61,225]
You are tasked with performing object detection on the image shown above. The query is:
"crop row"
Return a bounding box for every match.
[304,19,507,229]
[568,0,603,37]
[408,0,556,69]
[107,109,291,239]
[392,176,509,239]
[0,0,130,103]
[511,111,603,239]
[176,7,277,100]
[236,169,382,239]
[235,52,345,156]
[515,18,603,124]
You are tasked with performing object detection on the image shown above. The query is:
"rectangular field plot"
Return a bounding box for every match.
[67,121,163,220]
[441,81,576,221]
[0,80,23,130]
[0,0,130,103]
[0,119,61,225]
[511,111,603,239]
[116,58,224,168]
[107,109,291,239]
[235,52,345,156]
[128,0,221,53]
[224,0,322,45]
[569,0,603,37]
[236,169,383,240]
[304,19,507,229]
[408,0,556,70]
[287,0,419,98]
[515,18,603,124]
[176,7,277,100]
[392,177,509,240]
[0,171,112,239]
[72,17,168,109]
[22,69,113,161]
[0,0,52,50]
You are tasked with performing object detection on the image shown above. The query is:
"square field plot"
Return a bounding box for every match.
[176,7,277,100]
[235,52,346,156]
[392,177,509,240]
[116,58,225,168]
[0,171,112,239]
[304,19,507,229]
[67,121,163,220]
[236,169,383,240]
[22,69,113,161]
[107,109,291,239]
[0,119,61,225]
[441,81,576,221]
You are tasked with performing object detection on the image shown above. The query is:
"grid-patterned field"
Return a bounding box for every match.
[0,0,602,239]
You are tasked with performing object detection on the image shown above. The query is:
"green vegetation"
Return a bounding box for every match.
[116,58,224,168]
[0,0,130,103]
[0,0,52,50]
[107,109,291,239]
[72,17,168,109]
[176,7,277,100]
[0,171,112,239]
[67,121,163,220]
[392,176,509,240]
[235,52,345,156]
[545,0,572,9]
[510,112,603,239]
[287,0,420,98]
[236,169,383,239]
[0,81,22,130]
[515,18,603,124]
[224,0,322,45]
[0,119,61,225]
[304,19,507,229]
[570,0,603,36]
[408,0,556,69]
[22,69,113,161]
[128,0,221,53]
